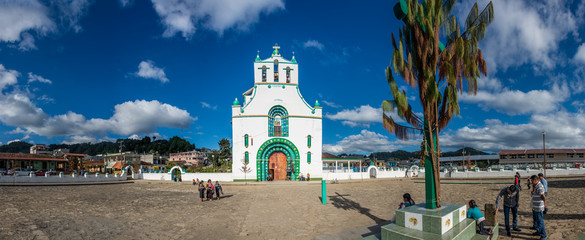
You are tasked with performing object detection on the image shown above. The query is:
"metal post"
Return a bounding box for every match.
[543,131,546,177]
[321,180,326,204]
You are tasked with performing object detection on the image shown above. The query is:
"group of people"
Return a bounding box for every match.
[194,178,223,202]
[396,172,549,240]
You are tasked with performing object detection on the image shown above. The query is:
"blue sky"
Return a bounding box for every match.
[1,0,585,154]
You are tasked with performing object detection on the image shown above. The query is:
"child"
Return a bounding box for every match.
[198,181,205,202]
[399,193,415,209]
[214,181,223,200]
[467,200,494,238]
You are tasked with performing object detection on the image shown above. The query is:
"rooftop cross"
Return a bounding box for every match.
[272,43,280,56]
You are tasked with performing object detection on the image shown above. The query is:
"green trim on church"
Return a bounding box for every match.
[256,138,300,181]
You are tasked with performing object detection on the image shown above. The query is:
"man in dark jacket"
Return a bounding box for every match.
[495,185,521,236]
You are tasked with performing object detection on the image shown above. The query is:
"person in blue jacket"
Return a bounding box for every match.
[468,200,494,237]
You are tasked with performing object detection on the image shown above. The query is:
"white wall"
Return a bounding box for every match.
[142,173,234,182]
[0,172,128,184]
[419,167,585,178]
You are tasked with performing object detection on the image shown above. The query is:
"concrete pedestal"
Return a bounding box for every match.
[379,203,498,240]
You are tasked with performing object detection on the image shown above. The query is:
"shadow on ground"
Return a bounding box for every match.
[327,192,386,224]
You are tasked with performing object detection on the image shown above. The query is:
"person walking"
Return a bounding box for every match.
[495,185,521,236]
[530,175,547,240]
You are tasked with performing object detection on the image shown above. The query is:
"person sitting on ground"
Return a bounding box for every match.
[495,185,521,236]
[398,193,415,209]
[467,200,494,237]
[214,181,223,200]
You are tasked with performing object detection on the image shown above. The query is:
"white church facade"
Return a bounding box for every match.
[231,45,323,181]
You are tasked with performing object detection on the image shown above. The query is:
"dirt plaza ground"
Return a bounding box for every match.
[0,177,584,240]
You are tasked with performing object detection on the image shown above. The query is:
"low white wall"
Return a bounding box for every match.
[322,172,368,181]
[420,167,585,178]
[377,169,408,178]
[0,172,129,184]
[142,173,234,182]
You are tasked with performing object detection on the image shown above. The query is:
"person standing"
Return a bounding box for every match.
[206,179,215,201]
[538,173,548,214]
[214,181,223,200]
[198,181,205,202]
[530,175,547,240]
[495,185,521,236]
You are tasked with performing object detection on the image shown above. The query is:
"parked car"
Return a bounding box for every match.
[35,169,48,176]
[14,168,33,176]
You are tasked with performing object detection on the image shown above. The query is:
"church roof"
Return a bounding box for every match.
[255,44,297,64]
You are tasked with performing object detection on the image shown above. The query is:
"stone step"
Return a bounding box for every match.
[381,218,477,240]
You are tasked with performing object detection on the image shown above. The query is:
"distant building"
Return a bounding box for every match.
[440,155,500,166]
[30,144,51,154]
[169,151,207,166]
[0,153,67,171]
[499,149,585,165]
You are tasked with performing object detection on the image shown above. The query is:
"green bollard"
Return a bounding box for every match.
[321,180,326,204]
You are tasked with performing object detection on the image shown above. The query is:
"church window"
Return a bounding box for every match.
[274,60,279,82]
[274,116,282,137]
[262,66,267,82]
[244,134,249,148]
[268,105,288,137]
[286,67,291,83]
[307,135,312,148]
[307,152,311,164]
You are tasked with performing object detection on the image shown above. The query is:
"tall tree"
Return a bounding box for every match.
[383,0,493,208]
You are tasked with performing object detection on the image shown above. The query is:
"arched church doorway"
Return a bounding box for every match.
[269,152,287,180]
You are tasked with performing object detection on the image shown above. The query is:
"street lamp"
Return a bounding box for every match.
[542,131,546,177]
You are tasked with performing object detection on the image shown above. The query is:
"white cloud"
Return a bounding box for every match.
[0,0,55,42]
[455,0,579,72]
[200,101,217,110]
[441,111,585,152]
[0,66,195,139]
[460,81,569,115]
[0,64,20,90]
[321,100,340,108]
[27,72,52,84]
[477,77,502,91]
[50,0,91,33]
[128,134,140,140]
[326,105,404,127]
[136,60,169,83]
[323,129,418,154]
[326,105,381,127]
[574,43,585,63]
[151,0,284,39]
[303,40,324,51]
[18,32,37,51]
[0,0,91,51]
[119,0,133,7]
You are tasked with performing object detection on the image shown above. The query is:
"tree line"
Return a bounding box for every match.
[0,136,197,156]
